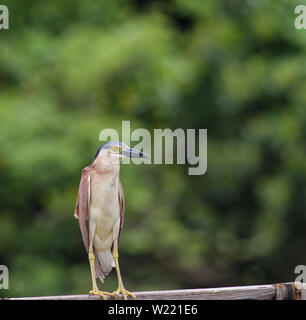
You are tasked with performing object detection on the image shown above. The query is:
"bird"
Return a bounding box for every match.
[74,141,148,300]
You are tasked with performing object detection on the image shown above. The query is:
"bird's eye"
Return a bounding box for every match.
[112,146,118,152]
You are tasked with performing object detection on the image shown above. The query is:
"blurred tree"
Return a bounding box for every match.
[0,0,306,297]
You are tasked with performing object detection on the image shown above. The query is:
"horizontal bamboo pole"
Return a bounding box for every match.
[3,282,306,300]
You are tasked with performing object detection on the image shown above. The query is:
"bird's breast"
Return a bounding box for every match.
[89,172,121,249]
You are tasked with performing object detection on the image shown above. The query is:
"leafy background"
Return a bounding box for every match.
[1,0,306,297]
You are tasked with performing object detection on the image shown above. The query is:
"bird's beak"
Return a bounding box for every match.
[123,147,149,158]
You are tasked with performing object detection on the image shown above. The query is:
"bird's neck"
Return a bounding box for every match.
[93,156,120,178]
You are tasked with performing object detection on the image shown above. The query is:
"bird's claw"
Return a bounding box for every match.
[89,289,116,300]
[113,287,136,300]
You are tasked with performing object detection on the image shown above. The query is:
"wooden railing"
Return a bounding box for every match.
[3,282,306,300]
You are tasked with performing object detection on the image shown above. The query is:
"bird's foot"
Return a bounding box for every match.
[89,289,116,300]
[113,287,136,300]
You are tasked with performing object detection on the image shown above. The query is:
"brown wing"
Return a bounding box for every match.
[74,166,105,282]
[117,178,125,244]
[74,167,90,251]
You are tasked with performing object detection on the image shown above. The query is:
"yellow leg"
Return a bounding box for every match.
[88,239,116,300]
[112,240,136,300]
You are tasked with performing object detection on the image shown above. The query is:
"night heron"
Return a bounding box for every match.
[74,141,148,300]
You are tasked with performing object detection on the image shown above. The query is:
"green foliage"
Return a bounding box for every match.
[1,0,306,297]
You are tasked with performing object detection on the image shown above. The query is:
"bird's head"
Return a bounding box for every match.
[94,141,148,165]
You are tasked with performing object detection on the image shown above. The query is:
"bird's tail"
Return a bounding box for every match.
[93,248,106,283]
[95,249,115,282]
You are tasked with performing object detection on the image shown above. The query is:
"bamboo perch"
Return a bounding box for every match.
[2,282,306,300]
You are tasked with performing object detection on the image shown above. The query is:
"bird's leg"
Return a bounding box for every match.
[88,239,116,300]
[112,240,136,300]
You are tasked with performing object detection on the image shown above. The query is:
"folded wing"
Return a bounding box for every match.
[74,166,106,282]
